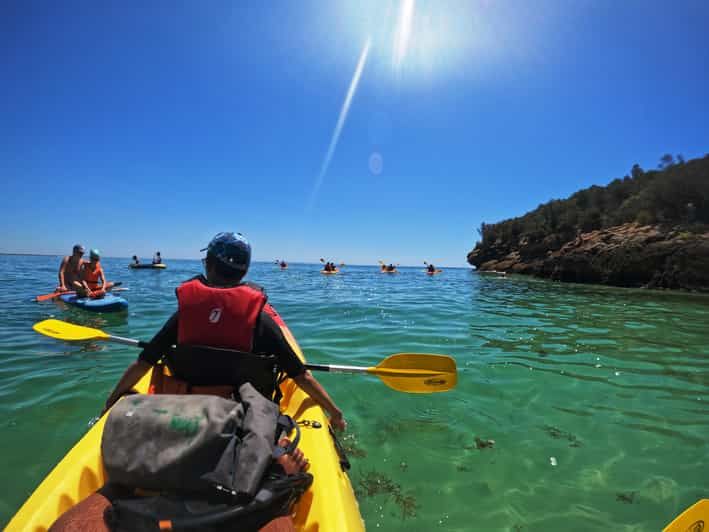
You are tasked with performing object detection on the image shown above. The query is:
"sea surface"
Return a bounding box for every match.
[0,255,707,531]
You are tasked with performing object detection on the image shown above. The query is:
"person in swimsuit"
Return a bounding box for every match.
[57,244,86,292]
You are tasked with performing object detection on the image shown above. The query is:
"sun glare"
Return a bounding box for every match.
[393,0,415,73]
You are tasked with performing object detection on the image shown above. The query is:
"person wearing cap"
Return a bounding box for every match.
[103,232,347,432]
[76,249,115,298]
[57,244,87,292]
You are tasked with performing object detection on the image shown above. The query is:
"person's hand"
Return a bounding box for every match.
[330,410,347,432]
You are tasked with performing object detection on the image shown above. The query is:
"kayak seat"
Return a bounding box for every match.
[159,344,283,403]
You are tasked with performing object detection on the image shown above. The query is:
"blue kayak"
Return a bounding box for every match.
[59,293,128,312]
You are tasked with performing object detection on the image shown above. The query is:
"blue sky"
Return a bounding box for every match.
[1,0,708,266]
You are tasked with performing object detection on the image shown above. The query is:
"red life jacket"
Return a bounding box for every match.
[82,262,103,290]
[176,278,267,352]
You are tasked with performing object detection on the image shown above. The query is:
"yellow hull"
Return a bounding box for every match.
[7,326,364,531]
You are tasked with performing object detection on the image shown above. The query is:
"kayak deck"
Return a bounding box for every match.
[7,326,363,531]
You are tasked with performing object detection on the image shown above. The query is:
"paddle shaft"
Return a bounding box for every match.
[306,363,446,377]
[109,335,148,348]
[33,319,456,393]
[306,363,369,374]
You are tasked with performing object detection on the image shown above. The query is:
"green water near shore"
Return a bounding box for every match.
[0,255,707,530]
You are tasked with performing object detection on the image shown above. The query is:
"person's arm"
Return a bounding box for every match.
[57,257,68,291]
[293,371,346,431]
[99,266,108,289]
[256,308,347,430]
[79,265,92,296]
[103,360,152,413]
[103,312,178,413]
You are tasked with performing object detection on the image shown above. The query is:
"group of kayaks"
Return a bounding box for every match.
[274,260,443,276]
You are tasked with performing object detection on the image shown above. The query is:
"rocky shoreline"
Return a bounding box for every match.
[467,223,709,292]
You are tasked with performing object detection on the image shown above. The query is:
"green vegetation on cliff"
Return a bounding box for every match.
[473,154,709,255]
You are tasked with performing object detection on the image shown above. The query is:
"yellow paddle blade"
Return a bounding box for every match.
[663,499,709,532]
[33,319,109,342]
[369,353,457,393]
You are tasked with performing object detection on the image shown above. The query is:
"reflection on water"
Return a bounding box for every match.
[0,256,707,530]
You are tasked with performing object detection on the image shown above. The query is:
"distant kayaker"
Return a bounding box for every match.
[56,244,86,292]
[104,231,347,432]
[386,263,396,272]
[76,249,114,298]
[279,260,287,268]
[152,251,161,264]
[131,255,140,265]
[427,263,436,273]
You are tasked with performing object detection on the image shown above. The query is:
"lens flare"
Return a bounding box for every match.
[393,0,415,74]
[369,152,383,175]
[308,37,372,210]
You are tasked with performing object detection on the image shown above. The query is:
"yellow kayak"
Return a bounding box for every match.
[663,499,708,531]
[7,323,364,531]
[320,269,339,274]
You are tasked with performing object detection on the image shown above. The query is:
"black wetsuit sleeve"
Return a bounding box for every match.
[253,311,306,378]
[138,312,179,365]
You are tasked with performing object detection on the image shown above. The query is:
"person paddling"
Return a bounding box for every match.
[427,263,436,273]
[104,232,346,430]
[131,255,140,265]
[152,251,162,264]
[76,249,115,298]
[57,244,86,292]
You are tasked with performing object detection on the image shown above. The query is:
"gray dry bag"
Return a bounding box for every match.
[101,383,279,496]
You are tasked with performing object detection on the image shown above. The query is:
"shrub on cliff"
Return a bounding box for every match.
[473,154,709,254]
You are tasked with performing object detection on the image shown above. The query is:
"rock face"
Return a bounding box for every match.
[467,223,709,292]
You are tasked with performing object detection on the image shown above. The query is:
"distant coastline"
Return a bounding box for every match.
[0,252,61,257]
[467,154,709,292]
[0,254,467,269]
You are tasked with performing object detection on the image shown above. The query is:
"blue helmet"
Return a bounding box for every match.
[201,232,251,272]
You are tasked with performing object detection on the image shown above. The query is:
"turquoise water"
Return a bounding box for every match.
[0,255,707,530]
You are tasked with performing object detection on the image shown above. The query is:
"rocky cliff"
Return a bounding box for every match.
[468,223,709,291]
